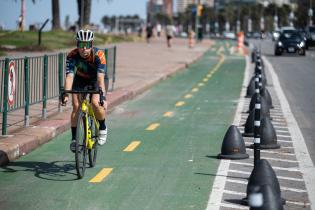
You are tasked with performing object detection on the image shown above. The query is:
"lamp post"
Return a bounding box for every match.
[274,0,279,30]
[237,0,241,33]
[309,0,313,26]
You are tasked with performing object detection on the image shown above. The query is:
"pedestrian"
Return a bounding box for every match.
[189,30,195,48]
[146,23,153,44]
[166,24,175,48]
[156,23,162,37]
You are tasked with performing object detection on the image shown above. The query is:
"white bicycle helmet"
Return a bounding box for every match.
[76,29,94,42]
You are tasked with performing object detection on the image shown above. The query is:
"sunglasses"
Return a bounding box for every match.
[77,42,93,49]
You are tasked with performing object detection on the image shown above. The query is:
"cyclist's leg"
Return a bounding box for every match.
[91,93,107,145]
[70,77,85,151]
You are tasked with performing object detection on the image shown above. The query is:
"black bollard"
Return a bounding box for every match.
[218,125,249,159]
[246,76,256,98]
[253,93,261,164]
[242,159,285,205]
[259,117,280,149]
[260,87,273,109]
[249,185,284,210]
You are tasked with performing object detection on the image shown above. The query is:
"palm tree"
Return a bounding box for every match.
[77,0,112,27]
[52,0,61,30]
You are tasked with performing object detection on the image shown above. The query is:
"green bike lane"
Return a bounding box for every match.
[0,41,245,210]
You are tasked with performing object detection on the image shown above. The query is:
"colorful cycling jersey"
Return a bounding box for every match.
[66,47,106,81]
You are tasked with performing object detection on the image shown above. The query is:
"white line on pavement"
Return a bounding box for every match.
[249,156,298,163]
[228,169,304,181]
[226,179,307,193]
[220,203,248,210]
[230,161,300,172]
[223,190,310,206]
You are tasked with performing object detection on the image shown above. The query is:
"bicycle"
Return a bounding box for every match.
[60,87,104,179]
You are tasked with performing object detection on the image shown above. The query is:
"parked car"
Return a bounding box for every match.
[305,26,315,49]
[274,32,306,56]
[223,31,236,40]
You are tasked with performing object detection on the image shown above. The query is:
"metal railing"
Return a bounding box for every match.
[0,46,117,135]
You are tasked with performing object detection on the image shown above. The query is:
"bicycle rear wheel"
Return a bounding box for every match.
[88,117,98,167]
[75,110,88,179]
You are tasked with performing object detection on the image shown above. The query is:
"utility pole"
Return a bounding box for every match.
[19,0,25,31]
[237,0,241,33]
[309,0,313,26]
[80,0,84,28]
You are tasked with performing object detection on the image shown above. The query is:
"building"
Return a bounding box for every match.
[164,0,174,17]
[176,0,214,13]
[147,0,174,23]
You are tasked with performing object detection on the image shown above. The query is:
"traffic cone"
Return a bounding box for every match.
[249,185,284,210]
[242,159,285,205]
[260,87,273,109]
[218,125,249,159]
[255,117,280,149]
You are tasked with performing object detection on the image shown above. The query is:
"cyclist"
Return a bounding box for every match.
[61,29,108,152]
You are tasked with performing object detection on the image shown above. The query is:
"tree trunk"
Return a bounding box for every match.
[52,0,61,30]
[84,0,91,26]
[77,0,92,27]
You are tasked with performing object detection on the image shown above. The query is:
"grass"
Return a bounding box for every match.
[0,30,141,56]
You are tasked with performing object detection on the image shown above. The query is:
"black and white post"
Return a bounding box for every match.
[254,73,261,164]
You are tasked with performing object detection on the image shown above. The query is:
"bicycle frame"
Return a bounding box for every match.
[81,98,99,150]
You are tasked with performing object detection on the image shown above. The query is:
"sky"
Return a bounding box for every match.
[0,0,148,30]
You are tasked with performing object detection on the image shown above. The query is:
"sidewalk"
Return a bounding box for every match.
[0,38,213,166]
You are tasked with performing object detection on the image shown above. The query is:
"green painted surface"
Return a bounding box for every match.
[0,41,245,210]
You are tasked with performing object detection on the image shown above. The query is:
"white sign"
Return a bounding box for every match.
[8,61,16,106]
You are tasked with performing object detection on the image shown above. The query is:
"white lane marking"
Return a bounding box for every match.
[259,149,295,156]
[206,160,230,210]
[223,190,310,206]
[274,125,289,129]
[220,203,248,210]
[276,130,290,134]
[224,189,246,196]
[230,161,300,172]
[228,169,304,181]
[286,200,311,206]
[226,179,307,193]
[277,134,291,138]
[264,56,315,209]
[249,156,298,163]
[206,53,250,210]
[277,139,293,143]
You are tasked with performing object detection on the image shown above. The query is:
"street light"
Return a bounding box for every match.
[309,0,313,26]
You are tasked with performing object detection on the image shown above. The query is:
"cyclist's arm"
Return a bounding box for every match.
[95,49,107,97]
[65,58,75,91]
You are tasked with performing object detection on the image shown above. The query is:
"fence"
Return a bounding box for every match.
[0,46,117,135]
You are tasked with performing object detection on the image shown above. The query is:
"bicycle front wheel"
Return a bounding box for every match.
[88,117,98,167]
[75,110,88,179]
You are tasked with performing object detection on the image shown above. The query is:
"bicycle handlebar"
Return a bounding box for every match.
[59,87,105,106]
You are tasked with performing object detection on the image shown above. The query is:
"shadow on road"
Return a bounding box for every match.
[0,160,78,181]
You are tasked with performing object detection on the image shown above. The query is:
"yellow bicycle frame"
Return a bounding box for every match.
[81,99,100,150]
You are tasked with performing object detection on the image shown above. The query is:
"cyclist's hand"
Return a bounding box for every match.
[99,94,107,110]
[60,94,69,106]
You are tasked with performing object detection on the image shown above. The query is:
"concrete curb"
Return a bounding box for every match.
[0,49,205,166]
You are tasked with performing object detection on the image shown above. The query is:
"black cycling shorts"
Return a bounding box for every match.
[72,76,99,91]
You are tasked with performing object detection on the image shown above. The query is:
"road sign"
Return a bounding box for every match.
[8,61,16,106]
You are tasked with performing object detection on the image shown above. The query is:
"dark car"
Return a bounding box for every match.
[274,32,306,56]
[305,26,315,49]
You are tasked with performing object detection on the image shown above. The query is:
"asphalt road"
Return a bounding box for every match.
[251,38,315,165]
